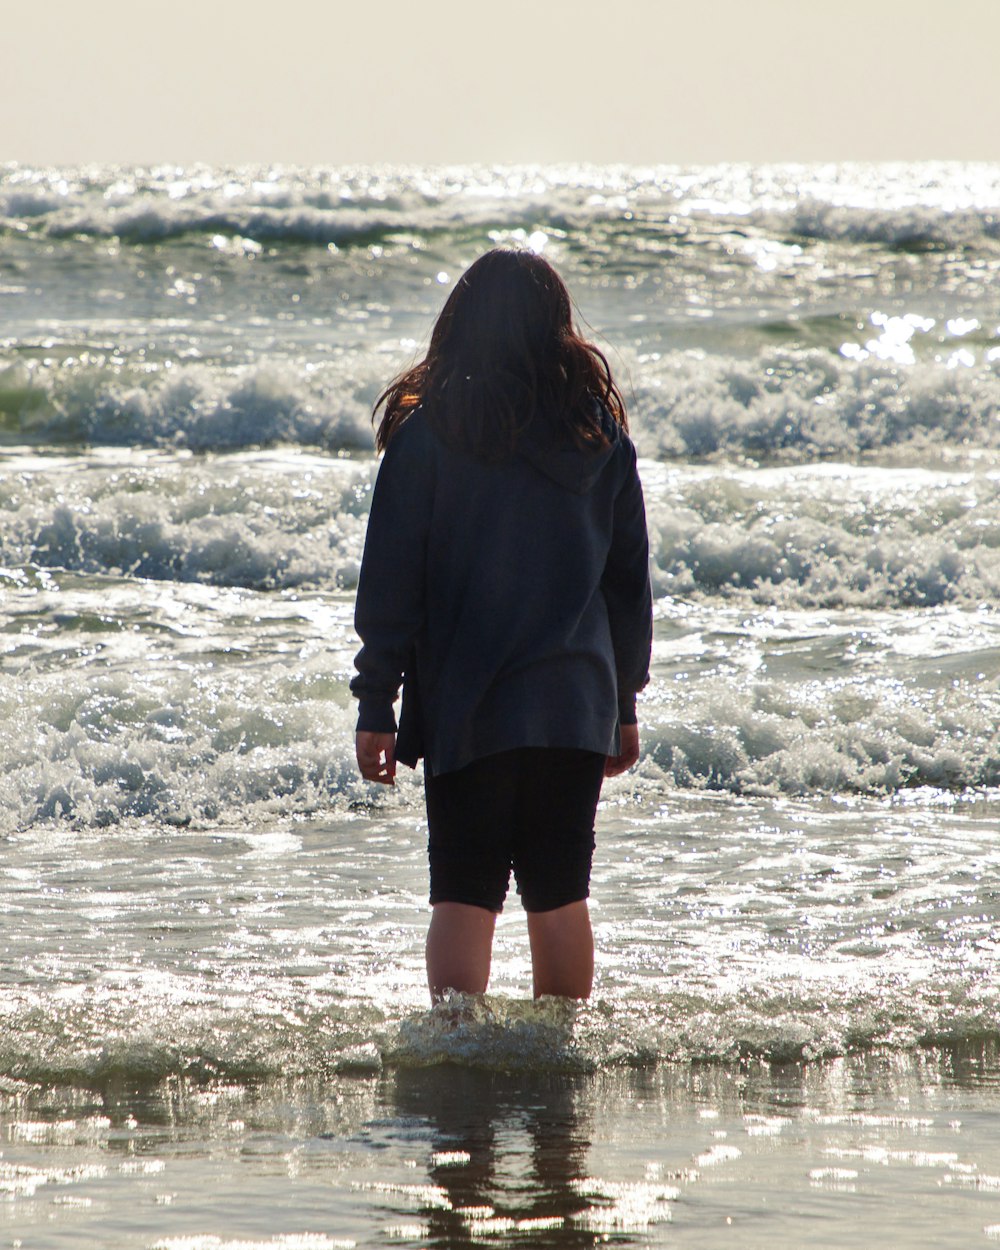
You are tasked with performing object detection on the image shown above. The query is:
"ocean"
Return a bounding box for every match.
[2,161,1000,1248]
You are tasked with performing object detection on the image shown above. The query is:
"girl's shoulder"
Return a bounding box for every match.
[381,405,435,458]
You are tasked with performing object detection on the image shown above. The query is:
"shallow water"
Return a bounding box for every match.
[4,1051,1000,1249]
[4,790,1000,1090]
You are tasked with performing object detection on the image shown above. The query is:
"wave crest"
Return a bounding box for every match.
[632,348,1000,464]
[0,359,374,452]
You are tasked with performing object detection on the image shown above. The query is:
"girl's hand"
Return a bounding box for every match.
[604,723,640,777]
[356,731,397,785]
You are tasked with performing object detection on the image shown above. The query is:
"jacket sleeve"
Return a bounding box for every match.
[601,438,653,725]
[350,416,434,733]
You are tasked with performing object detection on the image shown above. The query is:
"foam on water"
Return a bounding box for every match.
[642,671,1000,796]
[4,346,1000,464]
[631,349,1000,465]
[0,449,370,589]
[2,589,998,835]
[0,427,997,825]
[5,162,1000,250]
[0,589,380,831]
[644,460,1000,609]
[0,358,376,451]
[3,447,1000,609]
[2,939,1000,1084]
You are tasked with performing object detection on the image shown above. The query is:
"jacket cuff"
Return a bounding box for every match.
[618,691,638,725]
[356,695,398,734]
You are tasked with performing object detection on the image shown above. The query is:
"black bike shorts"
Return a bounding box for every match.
[424,747,606,914]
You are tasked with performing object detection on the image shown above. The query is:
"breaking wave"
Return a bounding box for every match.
[4,162,1000,251]
[0,359,375,452]
[3,346,1000,463]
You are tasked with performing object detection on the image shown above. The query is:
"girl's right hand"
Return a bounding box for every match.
[356,731,397,785]
[604,723,640,777]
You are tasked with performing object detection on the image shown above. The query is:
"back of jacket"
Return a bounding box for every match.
[351,405,652,778]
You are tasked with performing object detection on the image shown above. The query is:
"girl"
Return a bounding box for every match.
[351,248,652,1002]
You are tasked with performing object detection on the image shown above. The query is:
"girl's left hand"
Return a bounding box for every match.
[604,723,640,777]
[356,731,397,785]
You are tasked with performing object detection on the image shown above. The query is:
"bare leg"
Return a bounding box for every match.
[426,902,497,1001]
[526,900,594,1000]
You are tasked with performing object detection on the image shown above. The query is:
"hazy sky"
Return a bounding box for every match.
[6,0,1000,166]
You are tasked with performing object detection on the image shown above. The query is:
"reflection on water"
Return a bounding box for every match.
[5,1046,1000,1248]
[383,1067,666,1246]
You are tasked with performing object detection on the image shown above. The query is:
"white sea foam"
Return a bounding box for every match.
[1,597,996,832]
[0,358,375,452]
[642,459,1000,608]
[4,345,1000,467]
[641,669,1000,796]
[0,449,369,589]
[5,162,1000,250]
[630,348,1000,465]
[0,612,378,833]
[2,451,999,830]
[5,446,999,613]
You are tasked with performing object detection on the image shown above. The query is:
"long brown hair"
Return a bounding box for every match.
[373,248,627,458]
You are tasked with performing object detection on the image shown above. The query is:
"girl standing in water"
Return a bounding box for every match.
[351,248,652,1002]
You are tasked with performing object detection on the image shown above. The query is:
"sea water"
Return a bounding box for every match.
[2,162,1000,1248]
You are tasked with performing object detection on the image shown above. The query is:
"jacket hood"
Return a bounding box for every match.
[516,402,622,494]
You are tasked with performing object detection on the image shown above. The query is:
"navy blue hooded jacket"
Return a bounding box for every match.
[350,404,652,777]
